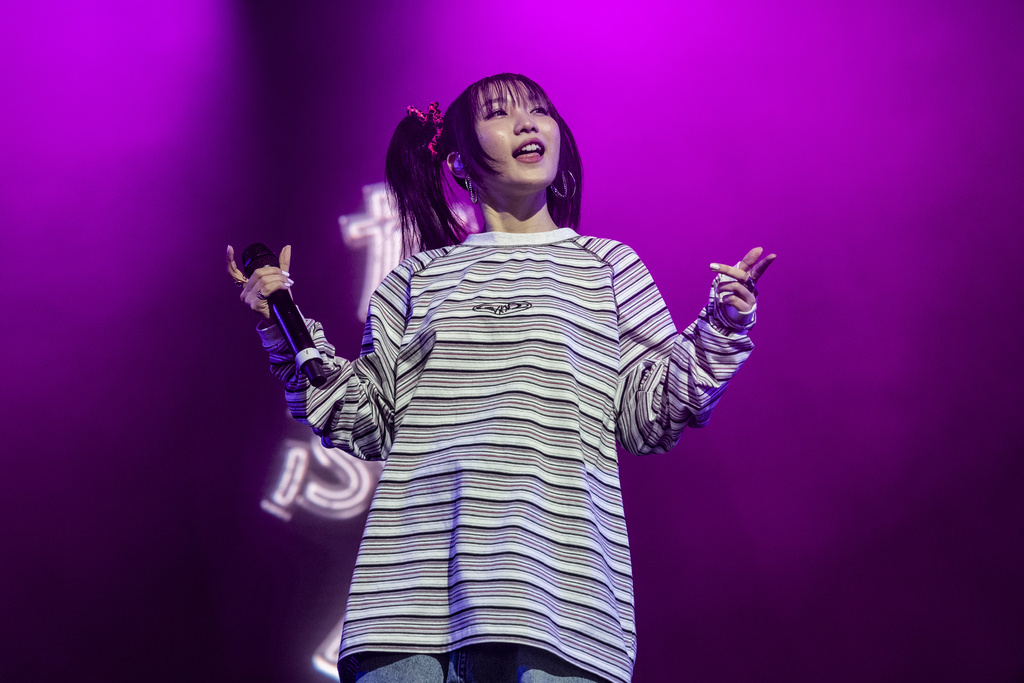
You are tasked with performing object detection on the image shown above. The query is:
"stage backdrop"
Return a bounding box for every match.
[2,0,1023,680]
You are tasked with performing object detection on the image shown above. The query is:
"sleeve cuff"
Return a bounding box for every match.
[257,320,286,346]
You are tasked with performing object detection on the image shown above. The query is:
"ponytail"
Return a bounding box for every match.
[385,103,466,255]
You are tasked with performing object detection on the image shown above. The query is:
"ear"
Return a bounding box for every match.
[447,152,465,179]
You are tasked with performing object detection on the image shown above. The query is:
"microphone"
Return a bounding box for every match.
[241,242,326,387]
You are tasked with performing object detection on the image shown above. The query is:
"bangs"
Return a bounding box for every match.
[470,74,552,116]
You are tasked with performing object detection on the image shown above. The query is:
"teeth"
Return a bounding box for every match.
[516,143,543,156]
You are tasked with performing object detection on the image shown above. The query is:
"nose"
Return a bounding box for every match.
[514,108,539,134]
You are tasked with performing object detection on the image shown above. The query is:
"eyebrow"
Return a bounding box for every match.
[478,96,544,114]
[479,97,512,110]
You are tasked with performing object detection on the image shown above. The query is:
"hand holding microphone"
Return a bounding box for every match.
[227,243,326,387]
[226,243,290,318]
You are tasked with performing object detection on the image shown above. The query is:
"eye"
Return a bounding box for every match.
[532,106,549,115]
[484,107,507,119]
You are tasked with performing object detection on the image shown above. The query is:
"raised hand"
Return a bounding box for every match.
[709,247,776,314]
[226,244,293,321]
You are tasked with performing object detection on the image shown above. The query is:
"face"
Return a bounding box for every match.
[472,86,561,201]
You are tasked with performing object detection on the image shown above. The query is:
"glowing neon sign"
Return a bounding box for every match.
[260,437,384,522]
[340,182,479,320]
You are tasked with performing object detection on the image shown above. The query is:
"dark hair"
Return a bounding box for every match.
[385,73,583,254]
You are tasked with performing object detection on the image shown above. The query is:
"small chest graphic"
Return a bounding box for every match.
[472,301,533,316]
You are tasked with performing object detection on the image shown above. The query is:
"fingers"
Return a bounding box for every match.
[237,268,293,323]
[709,246,776,315]
[226,245,247,284]
[280,245,291,276]
[709,261,750,282]
[717,280,755,312]
[751,252,777,281]
[242,267,292,300]
[710,247,777,283]
[739,246,764,271]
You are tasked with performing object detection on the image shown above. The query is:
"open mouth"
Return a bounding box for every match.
[513,141,545,158]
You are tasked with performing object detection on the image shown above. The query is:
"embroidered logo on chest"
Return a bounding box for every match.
[472,301,533,316]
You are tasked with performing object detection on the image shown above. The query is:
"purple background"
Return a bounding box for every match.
[3,0,1023,680]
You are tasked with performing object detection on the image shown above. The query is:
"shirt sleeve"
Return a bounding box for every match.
[257,263,412,461]
[611,245,755,455]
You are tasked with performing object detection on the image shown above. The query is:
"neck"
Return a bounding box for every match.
[480,191,559,234]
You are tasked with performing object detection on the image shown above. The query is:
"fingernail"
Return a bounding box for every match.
[286,279,294,286]
[710,263,720,270]
[281,271,290,277]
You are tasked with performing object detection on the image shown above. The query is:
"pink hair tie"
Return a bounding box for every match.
[406,101,444,159]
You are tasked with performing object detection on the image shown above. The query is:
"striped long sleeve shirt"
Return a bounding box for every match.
[259,228,755,683]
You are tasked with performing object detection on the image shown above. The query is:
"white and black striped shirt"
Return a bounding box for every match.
[260,228,755,683]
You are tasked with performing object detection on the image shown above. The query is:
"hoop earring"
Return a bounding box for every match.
[465,174,478,204]
[550,170,576,199]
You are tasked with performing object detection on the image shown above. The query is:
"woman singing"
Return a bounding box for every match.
[228,73,775,683]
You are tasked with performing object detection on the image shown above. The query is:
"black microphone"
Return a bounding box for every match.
[241,242,326,387]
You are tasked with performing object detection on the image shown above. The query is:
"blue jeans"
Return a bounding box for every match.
[350,643,610,683]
